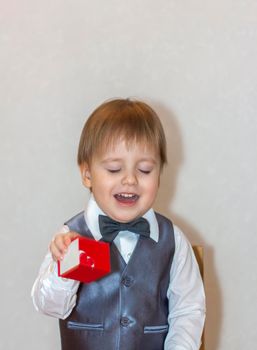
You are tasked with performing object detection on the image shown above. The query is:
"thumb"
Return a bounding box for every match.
[64,231,80,247]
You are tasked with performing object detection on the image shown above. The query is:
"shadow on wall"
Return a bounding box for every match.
[152,101,222,350]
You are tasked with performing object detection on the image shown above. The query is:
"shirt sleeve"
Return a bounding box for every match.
[164,226,206,350]
[31,225,80,320]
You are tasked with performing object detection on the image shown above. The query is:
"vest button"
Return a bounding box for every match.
[122,276,133,287]
[120,317,131,327]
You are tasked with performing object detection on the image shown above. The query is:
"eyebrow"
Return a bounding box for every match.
[138,158,157,164]
[101,158,157,164]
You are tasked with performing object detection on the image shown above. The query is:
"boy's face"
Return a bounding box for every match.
[80,139,161,223]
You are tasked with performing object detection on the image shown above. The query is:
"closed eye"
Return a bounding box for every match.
[139,169,151,174]
[107,169,121,173]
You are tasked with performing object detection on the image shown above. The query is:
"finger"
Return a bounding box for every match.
[64,231,80,245]
[50,231,81,261]
[54,234,69,254]
[49,240,64,261]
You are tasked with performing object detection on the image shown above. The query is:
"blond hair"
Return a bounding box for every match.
[77,98,167,169]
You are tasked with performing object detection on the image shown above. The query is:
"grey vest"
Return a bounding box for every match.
[59,212,175,350]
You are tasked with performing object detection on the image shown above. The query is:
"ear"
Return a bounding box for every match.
[79,163,92,189]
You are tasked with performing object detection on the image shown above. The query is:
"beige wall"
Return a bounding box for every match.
[1,1,256,349]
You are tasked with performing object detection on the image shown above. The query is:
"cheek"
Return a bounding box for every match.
[151,184,159,198]
[91,173,116,193]
[144,178,159,197]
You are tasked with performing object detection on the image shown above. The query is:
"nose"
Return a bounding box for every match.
[121,171,138,186]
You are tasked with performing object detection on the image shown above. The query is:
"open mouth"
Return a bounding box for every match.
[114,193,139,203]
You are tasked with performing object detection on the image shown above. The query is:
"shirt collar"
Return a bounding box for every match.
[84,194,159,242]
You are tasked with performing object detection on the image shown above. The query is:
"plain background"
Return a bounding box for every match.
[1,1,257,349]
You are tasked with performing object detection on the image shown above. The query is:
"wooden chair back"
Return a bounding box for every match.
[192,246,205,350]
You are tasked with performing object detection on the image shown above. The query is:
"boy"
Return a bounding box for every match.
[32,98,205,350]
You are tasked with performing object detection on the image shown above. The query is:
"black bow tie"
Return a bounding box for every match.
[98,215,150,243]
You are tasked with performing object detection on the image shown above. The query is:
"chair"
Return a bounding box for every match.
[192,246,205,350]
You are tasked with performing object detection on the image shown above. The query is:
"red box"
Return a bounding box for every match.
[58,236,111,283]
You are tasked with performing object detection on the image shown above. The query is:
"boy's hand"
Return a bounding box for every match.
[49,231,80,261]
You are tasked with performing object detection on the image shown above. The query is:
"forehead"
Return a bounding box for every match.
[95,137,159,160]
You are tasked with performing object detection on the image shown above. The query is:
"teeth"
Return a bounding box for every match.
[119,193,135,198]
[114,193,139,202]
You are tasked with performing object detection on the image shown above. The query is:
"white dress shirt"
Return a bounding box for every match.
[31,195,205,350]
